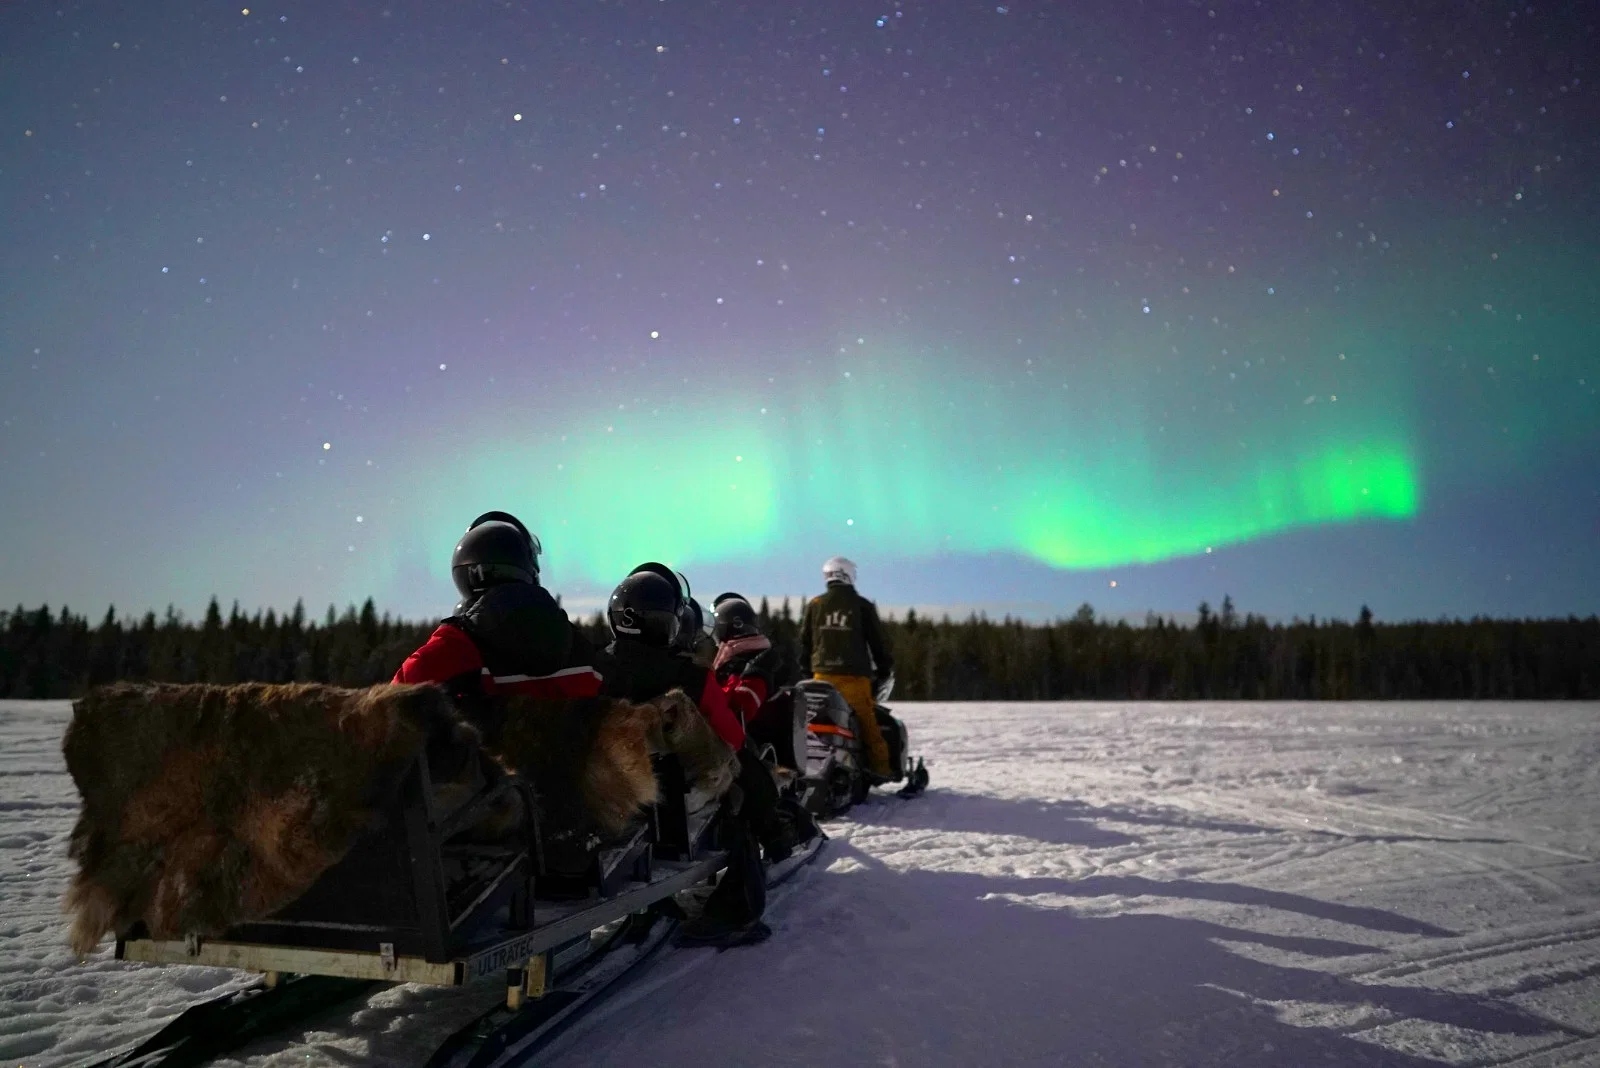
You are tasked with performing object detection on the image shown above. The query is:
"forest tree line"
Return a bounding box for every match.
[1,596,1596,702]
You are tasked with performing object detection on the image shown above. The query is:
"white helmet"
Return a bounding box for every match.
[821,556,857,586]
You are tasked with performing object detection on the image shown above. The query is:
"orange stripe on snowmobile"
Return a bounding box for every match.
[807,723,855,739]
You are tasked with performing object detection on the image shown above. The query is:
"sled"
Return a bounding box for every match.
[82,733,822,1068]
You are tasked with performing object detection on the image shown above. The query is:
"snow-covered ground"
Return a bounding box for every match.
[5,699,1600,1067]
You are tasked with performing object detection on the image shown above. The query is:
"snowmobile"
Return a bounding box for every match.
[66,684,826,1068]
[748,679,928,819]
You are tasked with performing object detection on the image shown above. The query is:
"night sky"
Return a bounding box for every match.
[2,0,1596,625]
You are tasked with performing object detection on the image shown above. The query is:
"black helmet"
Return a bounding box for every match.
[451,511,541,601]
[628,561,690,606]
[712,595,760,643]
[607,571,682,647]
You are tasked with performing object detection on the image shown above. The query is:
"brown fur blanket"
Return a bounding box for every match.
[62,682,468,956]
[62,682,737,955]
[444,688,737,859]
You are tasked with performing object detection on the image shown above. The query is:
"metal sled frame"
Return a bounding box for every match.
[115,751,727,997]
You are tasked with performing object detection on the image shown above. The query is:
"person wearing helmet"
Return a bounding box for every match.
[799,556,895,777]
[595,567,744,750]
[711,592,822,864]
[709,593,779,723]
[627,562,716,667]
[596,568,783,947]
[392,511,601,704]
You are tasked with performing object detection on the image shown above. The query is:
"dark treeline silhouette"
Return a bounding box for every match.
[3,595,1597,701]
[0,598,434,700]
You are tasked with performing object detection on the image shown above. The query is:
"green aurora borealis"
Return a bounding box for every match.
[125,216,1592,619]
[380,343,1425,592]
[354,226,1589,606]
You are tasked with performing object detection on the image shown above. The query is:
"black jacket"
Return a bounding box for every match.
[595,639,710,704]
[450,581,597,678]
[799,583,893,681]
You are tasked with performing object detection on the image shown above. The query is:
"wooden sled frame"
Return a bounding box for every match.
[115,748,727,1003]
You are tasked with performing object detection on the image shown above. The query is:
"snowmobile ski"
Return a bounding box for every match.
[897,757,930,798]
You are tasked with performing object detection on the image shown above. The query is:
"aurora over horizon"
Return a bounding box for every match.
[2,1,1597,624]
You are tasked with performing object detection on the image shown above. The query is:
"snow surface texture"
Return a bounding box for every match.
[5,699,1600,1067]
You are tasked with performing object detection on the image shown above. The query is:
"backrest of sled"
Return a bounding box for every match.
[227,753,536,964]
[538,753,717,899]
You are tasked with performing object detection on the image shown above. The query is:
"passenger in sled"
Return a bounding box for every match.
[619,561,717,669]
[595,567,793,946]
[392,510,601,703]
[710,592,823,845]
[709,592,781,724]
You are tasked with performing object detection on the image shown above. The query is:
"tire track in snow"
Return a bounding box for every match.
[1303,795,1593,862]
[1473,1033,1600,1067]
[1337,916,1600,983]
[1401,841,1578,905]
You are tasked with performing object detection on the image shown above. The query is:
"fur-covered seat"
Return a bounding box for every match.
[62,682,738,955]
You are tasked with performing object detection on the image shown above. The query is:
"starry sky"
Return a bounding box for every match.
[2,0,1596,625]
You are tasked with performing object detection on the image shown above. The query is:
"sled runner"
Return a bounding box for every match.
[748,680,928,819]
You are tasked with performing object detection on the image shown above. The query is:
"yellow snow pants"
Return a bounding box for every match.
[814,672,892,777]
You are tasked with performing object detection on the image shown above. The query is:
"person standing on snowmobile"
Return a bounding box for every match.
[595,568,783,946]
[799,556,895,777]
[393,511,602,710]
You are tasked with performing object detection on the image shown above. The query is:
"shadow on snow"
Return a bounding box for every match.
[854,788,1518,877]
[541,843,1579,1067]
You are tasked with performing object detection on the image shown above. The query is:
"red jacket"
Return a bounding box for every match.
[712,635,778,726]
[394,621,603,699]
[696,671,747,750]
[720,672,768,724]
